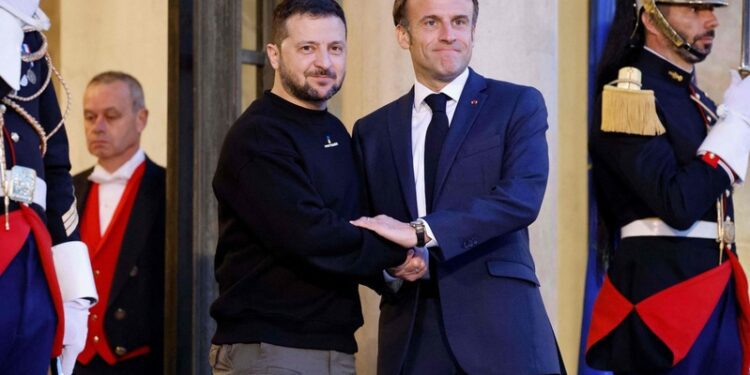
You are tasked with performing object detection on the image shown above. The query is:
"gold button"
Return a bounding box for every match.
[114,308,127,320]
[115,346,127,356]
[129,266,138,277]
[93,336,100,343]
[94,269,101,277]
[91,314,98,321]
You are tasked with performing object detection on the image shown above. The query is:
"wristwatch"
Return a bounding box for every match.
[409,220,426,247]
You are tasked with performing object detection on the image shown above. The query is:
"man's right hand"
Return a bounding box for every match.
[724,70,750,119]
[387,249,427,282]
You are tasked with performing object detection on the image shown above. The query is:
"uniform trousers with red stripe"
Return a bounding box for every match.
[613,281,741,375]
[589,237,743,374]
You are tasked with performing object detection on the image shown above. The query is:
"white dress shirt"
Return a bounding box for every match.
[385,68,470,283]
[87,148,145,235]
[412,68,470,226]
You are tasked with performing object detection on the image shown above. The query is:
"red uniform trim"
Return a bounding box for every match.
[701,152,720,168]
[118,345,151,362]
[0,210,31,275]
[77,163,146,365]
[636,262,731,365]
[585,276,633,351]
[726,249,750,375]
[587,256,750,371]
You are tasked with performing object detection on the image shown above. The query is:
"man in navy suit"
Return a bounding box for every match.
[350,0,563,373]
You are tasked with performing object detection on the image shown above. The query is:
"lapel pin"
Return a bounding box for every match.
[324,134,339,148]
[470,99,478,106]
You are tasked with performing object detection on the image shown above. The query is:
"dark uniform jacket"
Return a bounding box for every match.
[72,157,165,373]
[2,31,79,246]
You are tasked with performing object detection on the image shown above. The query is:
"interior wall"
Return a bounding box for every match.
[52,0,169,174]
[557,0,589,372]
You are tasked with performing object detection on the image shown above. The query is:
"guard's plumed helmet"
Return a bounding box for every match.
[637,0,728,59]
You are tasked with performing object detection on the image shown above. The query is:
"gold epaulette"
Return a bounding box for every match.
[601,67,665,136]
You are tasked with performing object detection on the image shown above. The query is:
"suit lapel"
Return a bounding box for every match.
[433,70,487,203]
[107,159,158,306]
[387,89,418,219]
[74,167,94,214]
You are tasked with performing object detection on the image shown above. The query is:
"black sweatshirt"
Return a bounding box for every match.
[210,91,406,354]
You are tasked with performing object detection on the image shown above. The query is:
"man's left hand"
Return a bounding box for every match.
[351,215,418,248]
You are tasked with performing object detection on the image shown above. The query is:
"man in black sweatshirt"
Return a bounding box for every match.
[209,1,419,374]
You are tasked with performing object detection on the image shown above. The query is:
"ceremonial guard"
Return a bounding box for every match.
[0,1,97,374]
[586,0,750,374]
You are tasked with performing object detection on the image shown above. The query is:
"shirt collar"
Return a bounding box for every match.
[89,148,145,184]
[413,68,470,110]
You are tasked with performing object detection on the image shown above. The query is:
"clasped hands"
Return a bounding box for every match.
[351,215,429,282]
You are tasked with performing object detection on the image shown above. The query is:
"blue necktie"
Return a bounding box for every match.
[423,93,449,213]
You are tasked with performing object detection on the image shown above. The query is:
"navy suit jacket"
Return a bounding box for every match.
[353,69,561,374]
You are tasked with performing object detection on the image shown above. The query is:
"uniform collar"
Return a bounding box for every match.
[638,48,695,88]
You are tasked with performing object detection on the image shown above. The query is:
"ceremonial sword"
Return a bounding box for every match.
[742,0,750,78]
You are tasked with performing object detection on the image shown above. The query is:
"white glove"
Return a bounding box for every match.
[1,0,41,19]
[723,70,750,119]
[0,7,24,91]
[60,298,90,375]
[697,71,750,182]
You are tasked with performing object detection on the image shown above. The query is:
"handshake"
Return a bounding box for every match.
[351,215,429,282]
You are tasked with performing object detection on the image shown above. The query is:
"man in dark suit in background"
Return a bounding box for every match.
[72,71,165,375]
[350,0,564,373]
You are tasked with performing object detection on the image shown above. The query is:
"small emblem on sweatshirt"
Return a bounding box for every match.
[324,134,339,148]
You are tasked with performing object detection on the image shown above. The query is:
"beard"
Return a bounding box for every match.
[676,30,715,64]
[278,58,342,104]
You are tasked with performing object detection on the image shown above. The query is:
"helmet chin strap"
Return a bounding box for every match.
[680,39,708,60]
[641,0,707,60]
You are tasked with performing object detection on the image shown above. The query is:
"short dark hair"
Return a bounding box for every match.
[87,71,145,111]
[393,0,479,27]
[271,0,346,46]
